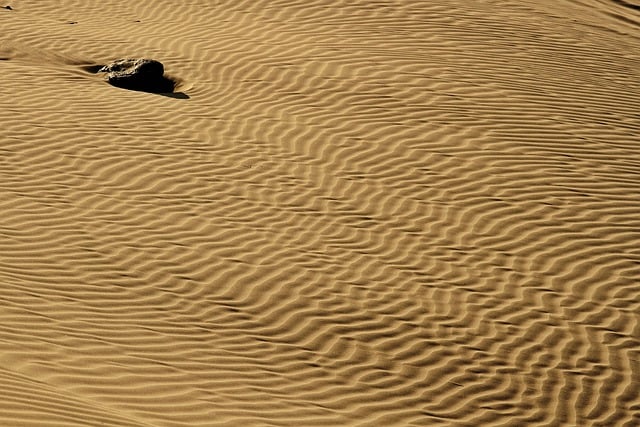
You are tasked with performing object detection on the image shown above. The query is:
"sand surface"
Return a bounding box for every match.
[1,1,639,426]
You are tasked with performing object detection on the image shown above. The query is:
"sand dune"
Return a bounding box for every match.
[1,0,639,426]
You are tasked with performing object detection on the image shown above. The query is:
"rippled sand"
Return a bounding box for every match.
[1,1,639,426]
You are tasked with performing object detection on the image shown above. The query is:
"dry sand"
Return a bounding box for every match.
[1,1,639,426]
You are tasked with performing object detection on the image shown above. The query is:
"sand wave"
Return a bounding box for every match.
[1,0,639,425]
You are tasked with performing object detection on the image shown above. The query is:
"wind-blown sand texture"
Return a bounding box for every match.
[1,1,639,426]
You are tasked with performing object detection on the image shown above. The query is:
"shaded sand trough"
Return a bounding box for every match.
[1,1,639,426]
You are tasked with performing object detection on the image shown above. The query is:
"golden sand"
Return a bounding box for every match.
[1,1,639,425]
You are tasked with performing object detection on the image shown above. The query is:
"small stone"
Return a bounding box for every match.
[99,58,175,93]
[3,5,13,10]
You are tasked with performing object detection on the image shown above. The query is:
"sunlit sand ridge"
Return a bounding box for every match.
[0,0,639,426]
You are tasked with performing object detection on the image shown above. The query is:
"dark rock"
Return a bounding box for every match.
[3,5,13,10]
[99,58,175,93]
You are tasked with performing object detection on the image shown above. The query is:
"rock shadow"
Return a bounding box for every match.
[83,59,189,98]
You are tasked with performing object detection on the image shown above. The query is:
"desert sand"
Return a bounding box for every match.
[1,1,639,426]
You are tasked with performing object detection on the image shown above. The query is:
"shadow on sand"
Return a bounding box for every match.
[82,64,190,99]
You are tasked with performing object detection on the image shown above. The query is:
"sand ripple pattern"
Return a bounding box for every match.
[1,0,639,426]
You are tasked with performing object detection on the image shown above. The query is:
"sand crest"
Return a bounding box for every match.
[1,1,639,426]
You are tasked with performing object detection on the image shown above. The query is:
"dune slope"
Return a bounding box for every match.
[1,1,639,426]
